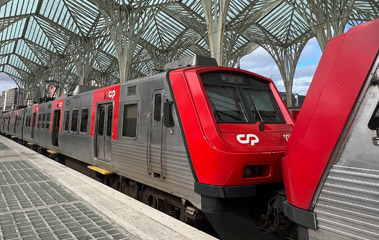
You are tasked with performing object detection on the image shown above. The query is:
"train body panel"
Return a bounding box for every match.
[22,106,35,143]
[59,92,95,164]
[33,103,50,148]
[310,76,379,239]
[111,73,201,208]
[283,19,379,239]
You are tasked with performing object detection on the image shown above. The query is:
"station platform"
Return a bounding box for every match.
[0,135,216,240]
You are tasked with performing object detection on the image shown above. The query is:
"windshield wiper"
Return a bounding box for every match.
[251,102,265,131]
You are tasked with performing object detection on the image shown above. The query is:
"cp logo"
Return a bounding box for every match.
[108,90,116,98]
[236,134,260,146]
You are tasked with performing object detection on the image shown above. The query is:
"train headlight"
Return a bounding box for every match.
[243,165,269,178]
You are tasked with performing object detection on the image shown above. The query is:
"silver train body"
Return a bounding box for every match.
[0,72,201,209]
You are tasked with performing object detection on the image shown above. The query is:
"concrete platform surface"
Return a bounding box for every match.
[0,135,217,240]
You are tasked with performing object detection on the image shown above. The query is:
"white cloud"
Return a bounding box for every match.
[240,47,280,78]
[240,38,322,96]
[0,73,17,95]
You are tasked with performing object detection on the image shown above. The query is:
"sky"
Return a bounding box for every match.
[0,72,17,94]
[0,37,322,96]
[240,37,322,96]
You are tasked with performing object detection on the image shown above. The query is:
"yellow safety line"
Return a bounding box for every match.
[47,150,58,154]
[88,166,113,175]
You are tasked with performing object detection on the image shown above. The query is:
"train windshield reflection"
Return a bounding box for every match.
[201,72,284,124]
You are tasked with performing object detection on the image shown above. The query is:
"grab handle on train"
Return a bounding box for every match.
[372,129,379,146]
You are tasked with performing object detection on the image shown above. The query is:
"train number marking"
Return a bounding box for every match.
[236,134,259,146]
[108,90,116,99]
[283,134,290,141]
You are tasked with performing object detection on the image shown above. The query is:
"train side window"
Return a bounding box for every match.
[98,106,105,136]
[106,105,113,137]
[46,113,50,129]
[37,114,41,128]
[71,110,78,132]
[42,114,45,128]
[122,104,137,138]
[25,116,28,127]
[154,94,161,122]
[64,111,70,131]
[368,102,379,130]
[80,109,89,133]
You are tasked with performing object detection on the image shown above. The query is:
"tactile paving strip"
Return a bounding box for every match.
[0,150,133,239]
[0,203,129,240]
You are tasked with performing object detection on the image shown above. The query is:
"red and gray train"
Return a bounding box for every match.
[1,19,378,240]
[0,55,293,239]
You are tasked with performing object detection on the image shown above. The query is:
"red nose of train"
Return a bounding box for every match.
[168,66,293,189]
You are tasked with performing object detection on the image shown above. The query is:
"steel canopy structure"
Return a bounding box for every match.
[0,0,377,106]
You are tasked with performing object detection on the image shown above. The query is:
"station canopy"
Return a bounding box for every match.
[0,0,377,99]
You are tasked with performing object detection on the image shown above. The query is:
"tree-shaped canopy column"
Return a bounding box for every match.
[261,40,308,107]
[66,35,104,86]
[287,0,355,51]
[201,0,230,66]
[95,0,168,82]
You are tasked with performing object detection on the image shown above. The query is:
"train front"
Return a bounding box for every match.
[168,64,293,239]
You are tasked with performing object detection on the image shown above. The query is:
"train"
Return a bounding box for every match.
[282,19,379,239]
[1,18,378,240]
[0,55,293,239]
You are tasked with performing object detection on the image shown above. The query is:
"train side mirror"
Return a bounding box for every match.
[164,100,174,128]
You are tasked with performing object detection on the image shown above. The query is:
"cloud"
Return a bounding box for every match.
[240,38,322,96]
[240,47,280,77]
[0,73,17,95]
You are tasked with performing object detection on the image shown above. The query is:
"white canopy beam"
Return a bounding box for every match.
[202,0,230,66]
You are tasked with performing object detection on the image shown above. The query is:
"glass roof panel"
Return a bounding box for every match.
[0,55,8,65]
[34,17,67,54]
[8,54,31,73]
[4,64,22,79]
[0,0,376,90]
[0,40,14,55]
[102,40,116,58]
[40,0,79,34]
[15,39,41,65]
[24,17,56,53]
[64,0,99,35]
[0,17,26,41]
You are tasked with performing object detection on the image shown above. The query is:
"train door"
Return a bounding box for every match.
[7,115,10,132]
[21,110,25,140]
[31,112,36,138]
[14,114,17,134]
[148,90,164,178]
[96,103,113,162]
[52,109,60,146]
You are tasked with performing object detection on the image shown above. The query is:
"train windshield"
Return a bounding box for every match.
[201,72,284,124]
